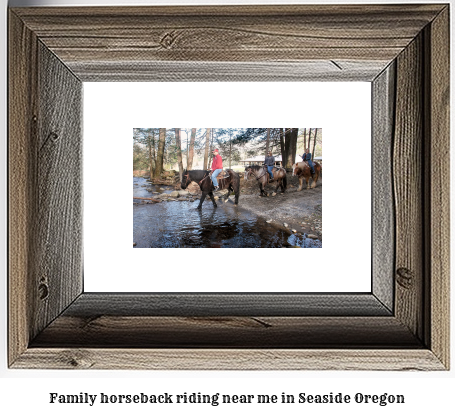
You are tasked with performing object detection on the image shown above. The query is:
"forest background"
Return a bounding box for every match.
[133,128,322,179]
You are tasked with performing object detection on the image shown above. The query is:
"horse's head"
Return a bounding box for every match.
[244,166,252,180]
[181,169,191,189]
[292,163,304,176]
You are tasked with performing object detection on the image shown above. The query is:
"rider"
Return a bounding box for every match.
[264,151,275,181]
[301,148,315,175]
[210,148,223,191]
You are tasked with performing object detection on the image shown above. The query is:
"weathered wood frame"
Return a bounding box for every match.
[8,5,449,370]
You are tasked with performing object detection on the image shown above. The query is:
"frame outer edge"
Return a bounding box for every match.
[393,34,424,341]
[7,4,450,370]
[428,6,450,369]
[11,348,446,371]
[8,10,38,366]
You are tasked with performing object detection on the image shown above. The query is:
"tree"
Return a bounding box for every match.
[133,128,158,177]
[279,128,285,164]
[187,128,197,170]
[284,128,298,168]
[266,128,270,154]
[155,128,166,176]
[302,128,307,151]
[203,128,211,170]
[148,129,156,179]
[312,128,318,161]
[174,128,184,181]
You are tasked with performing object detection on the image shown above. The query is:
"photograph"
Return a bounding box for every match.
[133,128,322,248]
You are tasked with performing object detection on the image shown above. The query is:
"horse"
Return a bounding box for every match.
[181,169,240,210]
[244,165,287,197]
[292,161,322,191]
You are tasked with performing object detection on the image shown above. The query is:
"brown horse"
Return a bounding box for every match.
[244,165,287,196]
[292,161,321,191]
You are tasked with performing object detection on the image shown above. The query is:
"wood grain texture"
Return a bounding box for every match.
[32,42,83,338]
[9,11,83,366]
[11,5,444,82]
[393,34,424,340]
[13,349,445,371]
[31,316,421,348]
[372,63,395,312]
[425,6,450,369]
[8,4,450,370]
[8,11,38,366]
[64,293,391,317]
[70,60,388,82]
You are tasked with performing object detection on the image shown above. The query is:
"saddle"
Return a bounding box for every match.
[217,170,229,180]
[208,169,229,180]
[300,161,315,175]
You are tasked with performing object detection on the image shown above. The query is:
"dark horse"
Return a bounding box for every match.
[244,165,287,197]
[181,169,240,210]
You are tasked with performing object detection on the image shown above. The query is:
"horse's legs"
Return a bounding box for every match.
[224,184,231,203]
[274,179,280,194]
[260,182,267,197]
[306,176,310,189]
[197,191,207,209]
[310,170,319,188]
[209,191,217,208]
[298,176,303,191]
[234,181,239,205]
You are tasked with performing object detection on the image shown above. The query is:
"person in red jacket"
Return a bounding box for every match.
[210,148,223,191]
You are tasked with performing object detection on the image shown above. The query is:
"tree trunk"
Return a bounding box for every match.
[312,128,318,161]
[266,128,270,154]
[303,128,307,152]
[155,128,166,177]
[203,128,211,170]
[147,129,155,179]
[279,128,285,167]
[187,128,196,170]
[284,128,298,168]
[290,128,298,167]
[174,128,184,181]
[228,129,232,168]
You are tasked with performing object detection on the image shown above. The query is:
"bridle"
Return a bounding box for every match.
[182,173,192,188]
[245,166,268,181]
[183,171,210,188]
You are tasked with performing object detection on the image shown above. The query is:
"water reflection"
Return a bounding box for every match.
[133,177,321,248]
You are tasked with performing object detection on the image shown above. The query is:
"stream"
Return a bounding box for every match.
[133,177,321,248]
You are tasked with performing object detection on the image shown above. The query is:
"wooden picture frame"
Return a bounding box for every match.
[8,4,449,370]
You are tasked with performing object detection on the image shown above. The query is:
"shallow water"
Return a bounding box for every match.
[133,177,321,248]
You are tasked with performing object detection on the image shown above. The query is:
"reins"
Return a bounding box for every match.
[198,172,210,185]
[247,167,268,181]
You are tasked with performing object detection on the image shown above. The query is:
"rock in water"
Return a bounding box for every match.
[308,234,318,239]
[133,242,137,246]
[283,223,289,228]
[292,229,297,233]
[170,191,180,198]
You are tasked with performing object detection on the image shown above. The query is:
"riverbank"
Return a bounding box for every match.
[237,174,322,240]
